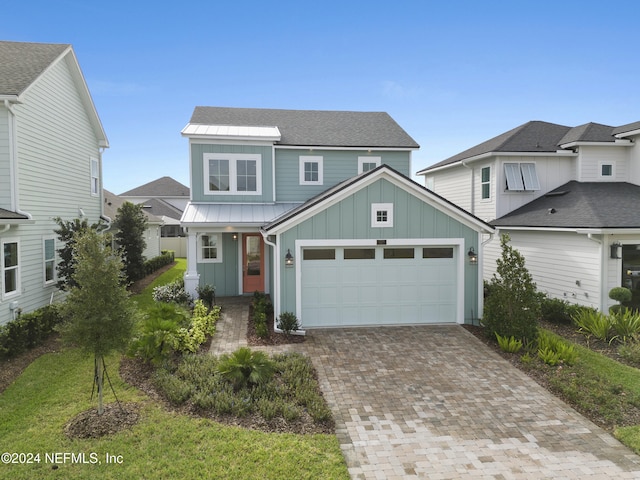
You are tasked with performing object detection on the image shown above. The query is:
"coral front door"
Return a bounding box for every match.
[243,234,264,293]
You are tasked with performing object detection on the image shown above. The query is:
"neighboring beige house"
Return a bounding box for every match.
[418,120,640,312]
[0,41,108,324]
[103,189,163,260]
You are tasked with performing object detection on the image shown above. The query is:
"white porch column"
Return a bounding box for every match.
[184,229,200,298]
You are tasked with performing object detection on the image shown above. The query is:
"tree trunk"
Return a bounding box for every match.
[96,356,104,415]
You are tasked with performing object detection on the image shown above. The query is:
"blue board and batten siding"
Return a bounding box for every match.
[277,177,481,324]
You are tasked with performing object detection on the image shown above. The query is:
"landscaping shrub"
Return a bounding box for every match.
[537,330,578,366]
[540,297,575,325]
[152,278,191,305]
[217,347,275,391]
[611,309,640,344]
[143,250,175,276]
[609,287,633,314]
[495,333,523,353]
[0,305,62,359]
[277,312,300,335]
[177,300,220,353]
[196,283,216,309]
[572,309,613,344]
[129,303,189,364]
[482,234,540,343]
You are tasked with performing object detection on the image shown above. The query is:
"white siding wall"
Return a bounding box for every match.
[628,137,640,185]
[577,145,630,182]
[427,166,473,212]
[483,230,601,310]
[495,155,576,218]
[472,161,496,223]
[0,106,11,209]
[0,55,104,324]
[143,225,162,259]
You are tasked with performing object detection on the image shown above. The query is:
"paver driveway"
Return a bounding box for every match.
[301,325,640,479]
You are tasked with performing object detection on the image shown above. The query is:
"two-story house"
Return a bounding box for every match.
[418,120,640,312]
[180,106,493,329]
[0,41,108,324]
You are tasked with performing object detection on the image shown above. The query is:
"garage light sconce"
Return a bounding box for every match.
[285,249,294,267]
[232,233,238,240]
[468,247,478,265]
[610,241,622,259]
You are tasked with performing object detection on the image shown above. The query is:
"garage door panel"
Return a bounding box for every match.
[301,245,458,327]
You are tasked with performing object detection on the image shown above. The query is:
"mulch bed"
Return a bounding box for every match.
[64,402,141,439]
[246,306,306,346]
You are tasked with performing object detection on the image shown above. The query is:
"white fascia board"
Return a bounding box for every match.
[0,95,20,103]
[615,130,640,139]
[559,140,632,149]
[186,137,276,147]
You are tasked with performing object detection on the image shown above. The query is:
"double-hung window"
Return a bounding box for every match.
[43,237,56,285]
[204,153,261,195]
[504,162,540,191]
[299,156,323,185]
[2,239,19,298]
[199,234,221,263]
[358,156,381,174]
[481,166,491,199]
[90,157,99,195]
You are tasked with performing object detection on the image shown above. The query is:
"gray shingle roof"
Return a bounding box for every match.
[421,121,572,172]
[0,208,29,220]
[558,122,616,145]
[120,176,189,197]
[140,198,184,220]
[188,106,419,148]
[103,189,162,224]
[491,181,640,229]
[0,41,69,96]
[613,121,640,136]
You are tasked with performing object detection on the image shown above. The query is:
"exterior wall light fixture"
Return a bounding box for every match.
[468,246,478,264]
[285,249,294,267]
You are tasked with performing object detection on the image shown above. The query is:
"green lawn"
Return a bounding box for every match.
[0,260,349,479]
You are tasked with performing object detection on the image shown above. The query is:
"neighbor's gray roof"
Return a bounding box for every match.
[103,189,162,224]
[120,176,190,197]
[139,198,184,220]
[557,122,616,145]
[613,121,640,136]
[0,41,69,96]
[491,181,640,229]
[187,106,419,148]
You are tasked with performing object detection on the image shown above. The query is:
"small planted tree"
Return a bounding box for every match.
[58,229,137,415]
[114,201,148,283]
[482,234,540,344]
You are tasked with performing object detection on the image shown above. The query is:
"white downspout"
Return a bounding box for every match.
[260,229,281,331]
[4,100,32,220]
[586,233,605,311]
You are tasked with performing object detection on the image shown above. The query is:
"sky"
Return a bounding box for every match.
[4,0,640,194]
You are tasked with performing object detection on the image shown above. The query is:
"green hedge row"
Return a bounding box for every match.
[143,250,175,276]
[0,305,63,360]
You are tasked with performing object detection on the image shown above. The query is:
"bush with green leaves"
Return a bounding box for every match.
[482,234,540,343]
[196,283,216,309]
[609,287,632,314]
[277,312,300,335]
[537,330,578,366]
[129,303,190,364]
[611,309,640,344]
[178,300,220,353]
[143,250,175,276]
[495,333,523,353]
[540,297,576,325]
[217,347,275,391]
[152,278,191,305]
[0,305,62,359]
[572,309,613,344]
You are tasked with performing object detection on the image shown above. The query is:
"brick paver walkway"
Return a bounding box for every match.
[210,297,640,479]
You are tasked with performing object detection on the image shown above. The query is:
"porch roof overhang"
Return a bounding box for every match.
[0,208,35,225]
[180,202,300,228]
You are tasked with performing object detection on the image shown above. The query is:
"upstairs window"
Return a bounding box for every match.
[204,153,261,195]
[358,156,381,174]
[504,162,540,191]
[299,156,323,185]
[481,166,491,199]
[2,239,19,298]
[90,158,99,195]
[43,237,56,285]
[371,203,394,228]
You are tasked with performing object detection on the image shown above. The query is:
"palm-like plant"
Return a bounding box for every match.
[217,347,275,391]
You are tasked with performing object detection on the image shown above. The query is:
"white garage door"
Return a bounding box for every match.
[300,245,458,327]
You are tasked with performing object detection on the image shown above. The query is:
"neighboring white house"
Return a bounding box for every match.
[418,120,640,312]
[120,176,189,256]
[103,189,163,260]
[0,41,108,324]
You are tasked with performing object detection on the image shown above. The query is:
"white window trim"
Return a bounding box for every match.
[198,233,222,263]
[599,161,615,178]
[1,237,20,299]
[480,166,491,200]
[90,157,99,196]
[43,236,56,286]
[299,156,323,185]
[371,203,394,228]
[358,156,381,174]
[203,153,262,195]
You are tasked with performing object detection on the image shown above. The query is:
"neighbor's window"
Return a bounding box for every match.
[90,157,99,195]
[504,162,540,191]
[481,166,491,199]
[358,156,381,174]
[600,162,614,178]
[203,153,261,195]
[2,239,19,297]
[43,237,56,284]
[299,156,323,185]
[200,234,221,262]
[371,203,393,228]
